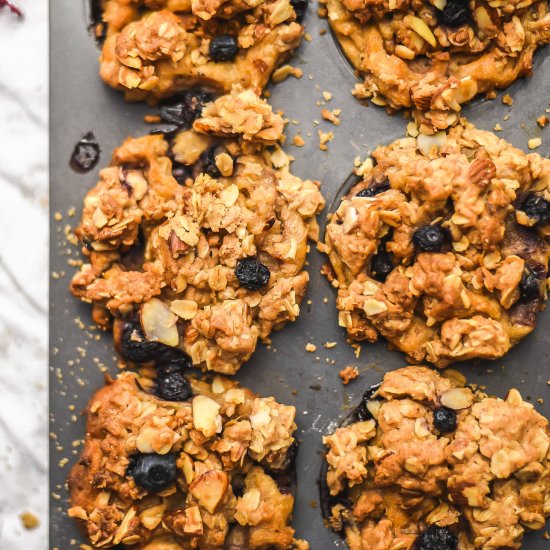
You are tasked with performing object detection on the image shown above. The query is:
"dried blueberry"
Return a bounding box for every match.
[353,383,381,422]
[127,453,177,492]
[149,123,179,137]
[433,407,457,433]
[172,162,192,185]
[235,257,271,290]
[209,35,239,62]
[231,474,246,497]
[117,322,167,363]
[290,0,308,21]
[519,268,543,302]
[201,147,222,178]
[371,248,393,282]
[155,363,193,401]
[117,322,192,368]
[521,194,550,226]
[438,0,470,27]
[160,92,212,128]
[356,176,390,198]
[418,525,458,550]
[70,132,100,172]
[413,225,450,252]
[273,440,299,472]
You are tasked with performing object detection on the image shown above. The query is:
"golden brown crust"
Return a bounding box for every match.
[70,90,325,374]
[323,366,550,550]
[68,371,300,549]
[326,0,550,132]
[98,0,304,103]
[323,121,550,367]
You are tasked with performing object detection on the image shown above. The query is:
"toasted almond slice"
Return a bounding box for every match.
[189,470,228,514]
[141,298,180,347]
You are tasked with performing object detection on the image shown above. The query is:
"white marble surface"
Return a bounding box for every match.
[0,1,48,548]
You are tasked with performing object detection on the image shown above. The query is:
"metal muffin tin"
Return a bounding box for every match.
[49,1,550,547]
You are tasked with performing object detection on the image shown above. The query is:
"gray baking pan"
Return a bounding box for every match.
[49,0,550,547]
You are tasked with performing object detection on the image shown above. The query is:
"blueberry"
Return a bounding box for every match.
[290,0,308,20]
[521,194,550,226]
[235,257,271,291]
[126,453,177,493]
[433,407,457,433]
[160,92,212,128]
[201,147,222,178]
[231,474,246,497]
[353,383,381,422]
[371,248,393,282]
[438,0,470,27]
[356,176,390,198]
[172,162,192,185]
[418,525,458,550]
[209,35,238,62]
[519,268,543,302]
[273,440,299,472]
[413,225,450,252]
[117,322,192,368]
[149,123,179,137]
[155,364,193,401]
[70,132,100,172]
[117,322,167,363]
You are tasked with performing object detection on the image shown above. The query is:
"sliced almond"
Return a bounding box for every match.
[189,470,228,514]
[192,395,222,438]
[170,299,198,320]
[141,298,180,347]
[440,388,473,410]
[139,503,165,530]
[404,15,437,48]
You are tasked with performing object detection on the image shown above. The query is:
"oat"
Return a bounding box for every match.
[528,137,542,150]
[20,512,40,530]
[339,366,359,384]
[318,130,334,151]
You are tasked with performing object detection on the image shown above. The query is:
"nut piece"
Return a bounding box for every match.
[192,395,222,437]
[141,298,180,347]
[189,470,228,514]
[440,387,473,410]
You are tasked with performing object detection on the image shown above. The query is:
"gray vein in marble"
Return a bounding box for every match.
[0,255,47,315]
[0,81,47,129]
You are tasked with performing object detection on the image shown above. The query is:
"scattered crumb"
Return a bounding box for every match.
[20,512,40,530]
[528,137,542,150]
[144,114,161,124]
[292,134,305,147]
[322,91,332,102]
[54,212,62,221]
[271,65,303,84]
[502,94,513,106]
[339,366,359,385]
[318,130,334,151]
[305,343,317,352]
[324,341,337,349]
[321,108,341,126]
[319,28,327,35]
[304,33,312,42]
[537,115,549,128]
[493,123,502,132]
[503,114,510,121]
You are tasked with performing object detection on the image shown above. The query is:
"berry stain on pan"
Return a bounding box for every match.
[69,131,100,173]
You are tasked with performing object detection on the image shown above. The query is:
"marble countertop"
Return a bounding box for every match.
[0,1,48,548]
